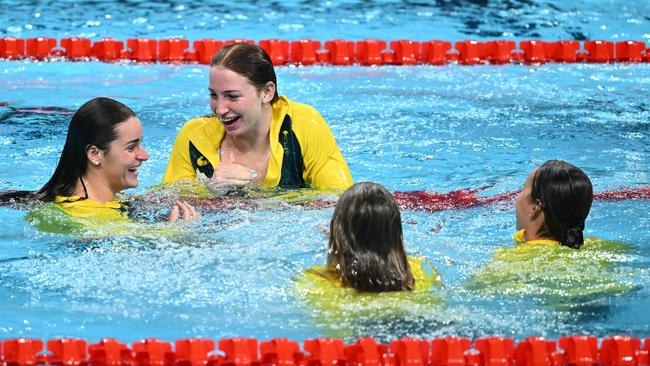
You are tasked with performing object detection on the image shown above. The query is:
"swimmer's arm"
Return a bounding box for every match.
[308,153,354,191]
[296,111,353,191]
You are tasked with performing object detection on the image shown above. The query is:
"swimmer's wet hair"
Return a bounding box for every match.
[328,182,414,292]
[37,97,136,201]
[211,42,279,103]
[531,160,593,249]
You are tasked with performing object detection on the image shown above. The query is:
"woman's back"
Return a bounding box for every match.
[466,231,637,304]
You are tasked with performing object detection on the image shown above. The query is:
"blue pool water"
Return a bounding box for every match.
[1,1,650,343]
[2,0,649,42]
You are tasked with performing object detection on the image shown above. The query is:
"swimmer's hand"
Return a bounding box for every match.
[210,152,258,186]
[168,201,201,223]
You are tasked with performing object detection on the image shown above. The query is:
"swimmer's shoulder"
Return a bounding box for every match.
[25,201,85,234]
[279,97,328,128]
[299,266,342,291]
[583,236,630,251]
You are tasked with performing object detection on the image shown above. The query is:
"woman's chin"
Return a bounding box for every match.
[121,179,139,191]
[222,119,245,135]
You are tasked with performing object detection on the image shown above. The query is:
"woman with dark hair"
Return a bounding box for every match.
[515,160,593,248]
[163,42,352,191]
[467,160,635,302]
[25,97,199,230]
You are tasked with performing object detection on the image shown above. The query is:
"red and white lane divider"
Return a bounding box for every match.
[0,335,648,366]
[0,37,648,65]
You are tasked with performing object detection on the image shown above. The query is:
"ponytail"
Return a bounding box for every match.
[562,226,585,249]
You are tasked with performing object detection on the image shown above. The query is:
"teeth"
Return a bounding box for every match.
[220,115,238,123]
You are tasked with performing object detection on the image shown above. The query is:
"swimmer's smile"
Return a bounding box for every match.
[220,114,240,126]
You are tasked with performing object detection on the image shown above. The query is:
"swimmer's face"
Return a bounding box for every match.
[208,66,274,137]
[97,117,149,193]
[515,168,537,231]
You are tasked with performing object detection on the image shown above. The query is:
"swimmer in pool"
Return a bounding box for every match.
[298,181,441,293]
[24,97,200,231]
[316,181,440,292]
[467,160,635,302]
[163,42,352,192]
[514,159,593,248]
[295,182,443,337]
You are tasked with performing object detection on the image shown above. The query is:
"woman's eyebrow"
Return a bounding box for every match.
[125,137,142,145]
[208,87,239,94]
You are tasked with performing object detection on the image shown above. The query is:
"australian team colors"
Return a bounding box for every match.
[0,37,648,65]
[0,335,648,366]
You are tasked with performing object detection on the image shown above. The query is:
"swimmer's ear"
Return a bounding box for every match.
[530,199,543,218]
[261,81,276,103]
[85,145,104,166]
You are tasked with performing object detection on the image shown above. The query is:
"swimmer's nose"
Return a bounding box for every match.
[138,146,149,161]
[215,98,229,116]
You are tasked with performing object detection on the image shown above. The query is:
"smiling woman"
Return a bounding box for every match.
[19,97,200,232]
[163,42,353,192]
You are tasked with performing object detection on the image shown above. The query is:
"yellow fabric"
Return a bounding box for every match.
[25,196,180,237]
[26,196,127,235]
[296,256,443,319]
[163,96,353,191]
[512,228,561,246]
[466,230,637,303]
[54,195,130,221]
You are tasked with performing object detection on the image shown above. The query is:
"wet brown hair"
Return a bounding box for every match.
[211,42,279,103]
[327,182,414,292]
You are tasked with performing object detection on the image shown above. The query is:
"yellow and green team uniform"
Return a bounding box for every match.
[26,195,128,234]
[163,96,353,192]
[466,229,637,304]
[26,195,177,237]
[53,195,129,221]
[295,256,443,337]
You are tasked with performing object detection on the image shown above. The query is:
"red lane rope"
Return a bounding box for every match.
[395,186,650,213]
[0,335,647,366]
[2,187,645,212]
[1,37,648,65]
[186,187,649,213]
[594,186,650,200]
[394,189,492,211]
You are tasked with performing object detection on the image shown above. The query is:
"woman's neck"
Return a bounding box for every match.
[74,173,117,202]
[228,107,272,153]
[523,226,555,242]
